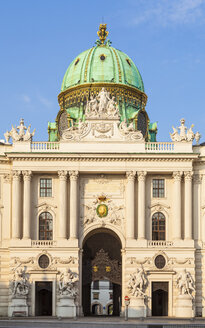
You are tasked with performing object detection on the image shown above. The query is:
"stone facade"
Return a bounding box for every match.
[0,24,204,319]
[0,128,204,317]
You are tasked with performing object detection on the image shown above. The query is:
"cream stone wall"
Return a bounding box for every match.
[0,140,204,317]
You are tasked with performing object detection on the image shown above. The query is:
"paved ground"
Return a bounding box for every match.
[0,317,205,328]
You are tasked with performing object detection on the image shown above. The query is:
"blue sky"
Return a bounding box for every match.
[0,0,205,142]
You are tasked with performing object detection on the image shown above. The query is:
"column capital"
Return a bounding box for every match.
[172,171,183,181]
[193,174,202,184]
[22,170,32,181]
[3,173,11,183]
[184,171,193,181]
[58,170,68,181]
[12,170,21,181]
[137,171,147,181]
[126,171,136,181]
[69,170,79,181]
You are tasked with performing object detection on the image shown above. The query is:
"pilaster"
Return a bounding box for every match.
[58,170,68,239]
[137,171,147,240]
[22,170,32,239]
[172,171,183,240]
[69,171,79,241]
[126,171,135,240]
[12,170,21,239]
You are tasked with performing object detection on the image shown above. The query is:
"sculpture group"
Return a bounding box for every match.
[4,119,35,144]
[170,118,201,144]
[128,266,148,298]
[176,269,195,298]
[58,268,79,297]
[85,88,119,118]
[11,267,29,297]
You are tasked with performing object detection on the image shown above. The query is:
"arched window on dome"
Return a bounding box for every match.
[39,212,53,240]
[152,212,165,241]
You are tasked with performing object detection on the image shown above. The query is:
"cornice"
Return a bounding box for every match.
[5,152,198,162]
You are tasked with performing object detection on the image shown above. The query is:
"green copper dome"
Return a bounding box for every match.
[61,44,144,92]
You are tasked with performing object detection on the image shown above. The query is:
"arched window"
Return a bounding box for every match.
[152,212,165,240]
[39,212,53,240]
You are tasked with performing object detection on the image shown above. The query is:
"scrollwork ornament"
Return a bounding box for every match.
[172,171,183,181]
[126,171,136,181]
[137,171,147,181]
[22,170,32,182]
[69,170,79,181]
[3,173,11,183]
[193,174,202,184]
[58,170,68,181]
[184,171,193,181]
[12,170,21,181]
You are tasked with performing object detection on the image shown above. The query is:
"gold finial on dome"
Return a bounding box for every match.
[97,24,109,44]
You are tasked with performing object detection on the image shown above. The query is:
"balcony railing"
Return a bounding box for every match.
[31,240,57,247]
[145,142,175,152]
[31,142,60,151]
[147,240,173,247]
[28,141,192,153]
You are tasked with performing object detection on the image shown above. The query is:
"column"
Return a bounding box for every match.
[12,170,21,239]
[22,170,32,239]
[58,170,67,239]
[3,174,12,240]
[193,174,202,241]
[172,171,182,240]
[137,171,147,240]
[69,170,79,239]
[126,171,135,239]
[184,171,193,240]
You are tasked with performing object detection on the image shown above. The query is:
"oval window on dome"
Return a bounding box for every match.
[100,54,106,61]
[126,58,131,66]
[75,58,80,66]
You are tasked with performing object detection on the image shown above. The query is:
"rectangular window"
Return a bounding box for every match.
[153,179,165,198]
[93,292,99,300]
[93,280,99,290]
[40,178,52,197]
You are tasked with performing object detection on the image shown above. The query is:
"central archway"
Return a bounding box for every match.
[82,228,122,316]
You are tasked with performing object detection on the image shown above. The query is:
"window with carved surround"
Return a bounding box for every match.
[39,212,53,240]
[152,212,165,240]
[40,178,52,197]
[152,179,165,198]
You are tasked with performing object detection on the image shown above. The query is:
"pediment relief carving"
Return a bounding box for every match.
[128,252,193,272]
[36,202,57,212]
[148,202,170,213]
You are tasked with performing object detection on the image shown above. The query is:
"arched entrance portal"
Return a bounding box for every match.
[82,229,122,316]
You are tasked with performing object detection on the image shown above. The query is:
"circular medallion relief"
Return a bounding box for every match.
[38,254,50,269]
[96,204,108,218]
[154,255,166,269]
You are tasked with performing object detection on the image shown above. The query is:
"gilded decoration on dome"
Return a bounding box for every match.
[97,24,109,44]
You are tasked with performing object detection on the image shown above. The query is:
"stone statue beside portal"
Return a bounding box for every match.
[176,269,195,298]
[128,266,148,298]
[59,268,78,297]
[11,267,29,297]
